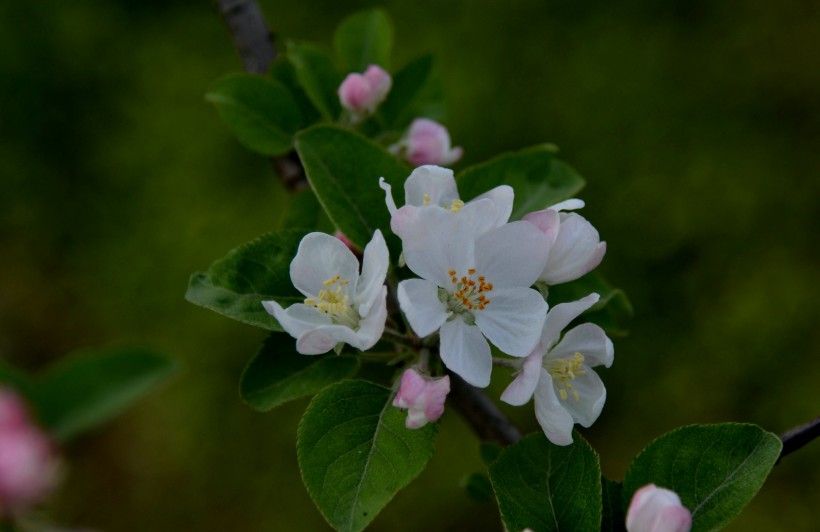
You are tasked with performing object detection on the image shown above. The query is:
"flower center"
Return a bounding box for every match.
[304,274,359,328]
[547,352,586,401]
[422,194,464,212]
[444,268,493,313]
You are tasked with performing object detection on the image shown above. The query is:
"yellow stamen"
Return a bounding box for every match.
[449,199,465,213]
[547,352,586,401]
[423,194,431,206]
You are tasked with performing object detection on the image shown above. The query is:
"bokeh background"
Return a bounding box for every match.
[1,0,818,530]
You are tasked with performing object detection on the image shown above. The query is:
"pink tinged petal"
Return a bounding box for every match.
[474,287,547,357]
[351,286,388,351]
[405,119,461,166]
[262,302,331,344]
[523,208,561,248]
[474,221,550,289]
[440,145,464,165]
[397,279,449,338]
[338,73,372,112]
[423,376,450,422]
[0,427,60,514]
[356,230,389,317]
[626,484,692,532]
[533,370,575,446]
[401,207,475,287]
[540,293,600,349]
[362,64,392,103]
[471,185,514,227]
[0,390,30,430]
[540,213,605,285]
[550,323,614,368]
[393,369,427,408]
[404,165,459,207]
[439,318,492,388]
[548,198,585,211]
[379,177,399,217]
[290,233,360,298]
[407,134,445,166]
[556,370,607,428]
[500,350,545,406]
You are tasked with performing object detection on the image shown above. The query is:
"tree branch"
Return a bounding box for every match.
[447,371,522,446]
[778,416,820,464]
[215,0,277,74]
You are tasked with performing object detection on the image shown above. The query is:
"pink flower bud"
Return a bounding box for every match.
[334,231,358,252]
[338,64,392,116]
[392,369,450,429]
[0,389,60,518]
[392,118,463,167]
[626,484,692,532]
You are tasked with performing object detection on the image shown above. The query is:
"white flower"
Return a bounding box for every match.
[397,207,550,387]
[379,165,514,240]
[389,118,463,166]
[262,230,389,354]
[500,293,613,445]
[523,199,606,285]
[626,484,692,532]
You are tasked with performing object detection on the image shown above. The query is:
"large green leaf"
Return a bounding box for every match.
[295,124,409,253]
[547,272,634,337]
[288,42,342,121]
[206,74,302,156]
[489,432,602,532]
[622,424,782,532]
[240,333,359,411]
[334,9,393,73]
[38,347,175,442]
[298,380,437,532]
[185,229,306,331]
[601,477,627,532]
[269,56,322,126]
[283,188,335,233]
[380,54,445,129]
[457,146,585,220]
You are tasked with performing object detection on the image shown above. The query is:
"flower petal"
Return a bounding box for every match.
[356,230,389,316]
[474,287,547,357]
[548,198,585,211]
[379,177,399,217]
[557,369,606,428]
[540,213,605,285]
[296,324,361,355]
[262,301,331,342]
[540,293,600,348]
[550,322,614,368]
[440,317,492,388]
[500,350,545,406]
[522,208,560,248]
[474,221,550,289]
[404,165,459,207]
[397,279,450,338]
[470,185,514,228]
[456,198,499,238]
[533,369,575,446]
[290,232,360,298]
[351,286,388,351]
[401,207,475,287]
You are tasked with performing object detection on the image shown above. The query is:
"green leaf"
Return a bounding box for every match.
[461,472,494,503]
[622,423,782,532]
[457,146,585,221]
[270,56,322,126]
[185,229,306,331]
[489,432,602,532]
[206,74,302,156]
[295,124,409,253]
[240,333,360,411]
[38,347,175,442]
[283,188,335,233]
[334,8,393,72]
[298,380,437,532]
[380,54,445,129]
[288,42,342,121]
[547,272,634,337]
[601,477,626,532]
[479,441,503,465]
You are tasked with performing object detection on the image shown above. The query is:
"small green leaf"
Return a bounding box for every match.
[601,477,627,532]
[38,347,175,442]
[457,146,585,221]
[185,229,306,331]
[298,380,437,532]
[380,54,445,129]
[489,432,602,532]
[240,333,360,411]
[547,272,633,337]
[334,8,393,72]
[622,423,782,532]
[288,42,342,121]
[295,124,409,253]
[479,441,502,465]
[461,472,494,502]
[206,74,302,156]
[270,56,322,126]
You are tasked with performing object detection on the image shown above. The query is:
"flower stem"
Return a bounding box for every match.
[492,357,519,369]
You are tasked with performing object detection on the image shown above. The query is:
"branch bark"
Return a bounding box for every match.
[778,416,820,464]
[447,371,522,446]
[215,0,277,74]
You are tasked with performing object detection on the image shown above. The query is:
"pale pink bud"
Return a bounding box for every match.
[392,369,450,429]
[0,389,60,517]
[334,231,358,253]
[626,484,692,532]
[338,64,392,115]
[394,118,463,167]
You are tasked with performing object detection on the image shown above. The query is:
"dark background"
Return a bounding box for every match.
[1,0,818,530]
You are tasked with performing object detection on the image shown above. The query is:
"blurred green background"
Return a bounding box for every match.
[1,0,818,530]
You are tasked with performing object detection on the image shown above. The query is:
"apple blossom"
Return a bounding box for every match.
[397,206,550,387]
[262,230,389,354]
[337,64,392,117]
[500,293,613,445]
[392,368,450,429]
[523,199,606,285]
[0,388,60,518]
[626,484,692,532]
[379,165,513,240]
[390,118,463,166]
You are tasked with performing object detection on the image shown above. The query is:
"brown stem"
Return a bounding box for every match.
[215,0,277,73]
[447,371,522,446]
[778,416,820,464]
